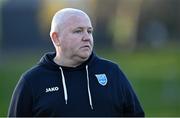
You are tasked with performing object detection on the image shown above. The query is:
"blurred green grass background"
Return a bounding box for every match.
[0,47,180,116]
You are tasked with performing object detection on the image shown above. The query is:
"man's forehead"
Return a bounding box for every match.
[63,14,92,28]
[65,13,90,22]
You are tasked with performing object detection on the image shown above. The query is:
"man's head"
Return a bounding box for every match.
[50,8,94,64]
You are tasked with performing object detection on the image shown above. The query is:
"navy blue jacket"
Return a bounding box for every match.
[8,52,144,117]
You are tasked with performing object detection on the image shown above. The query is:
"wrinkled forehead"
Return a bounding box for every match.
[64,14,92,28]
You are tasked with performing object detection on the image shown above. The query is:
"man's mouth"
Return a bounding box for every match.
[80,45,91,49]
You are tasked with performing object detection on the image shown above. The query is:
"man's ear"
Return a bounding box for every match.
[51,32,60,46]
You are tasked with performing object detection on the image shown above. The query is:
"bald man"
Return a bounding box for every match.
[8,8,144,117]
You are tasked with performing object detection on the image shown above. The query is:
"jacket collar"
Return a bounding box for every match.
[39,52,96,71]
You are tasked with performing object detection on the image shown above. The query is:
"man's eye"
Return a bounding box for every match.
[74,30,82,33]
[88,30,93,34]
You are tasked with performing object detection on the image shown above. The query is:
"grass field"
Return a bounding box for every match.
[0,47,180,116]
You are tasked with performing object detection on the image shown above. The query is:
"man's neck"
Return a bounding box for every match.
[53,54,87,67]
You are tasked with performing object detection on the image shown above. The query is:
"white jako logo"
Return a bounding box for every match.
[46,86,59,93]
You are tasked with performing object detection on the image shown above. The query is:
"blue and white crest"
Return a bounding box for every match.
[95,74,108,86]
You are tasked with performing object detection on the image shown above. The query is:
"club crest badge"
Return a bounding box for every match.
[95,74,108,86]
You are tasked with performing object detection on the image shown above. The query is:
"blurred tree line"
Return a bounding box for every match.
[0,0,180,53]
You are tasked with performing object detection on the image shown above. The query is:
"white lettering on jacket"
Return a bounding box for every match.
[46,86,59,93]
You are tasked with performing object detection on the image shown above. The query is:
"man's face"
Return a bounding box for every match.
[58,14,94,60]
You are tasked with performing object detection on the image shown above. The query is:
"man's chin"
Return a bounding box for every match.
[79,52,91,60]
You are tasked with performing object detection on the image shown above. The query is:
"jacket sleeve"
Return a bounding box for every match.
[8,74,33,117]
[116,66,145,117]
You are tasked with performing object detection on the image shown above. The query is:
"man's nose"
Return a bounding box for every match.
[82,31,91,41]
